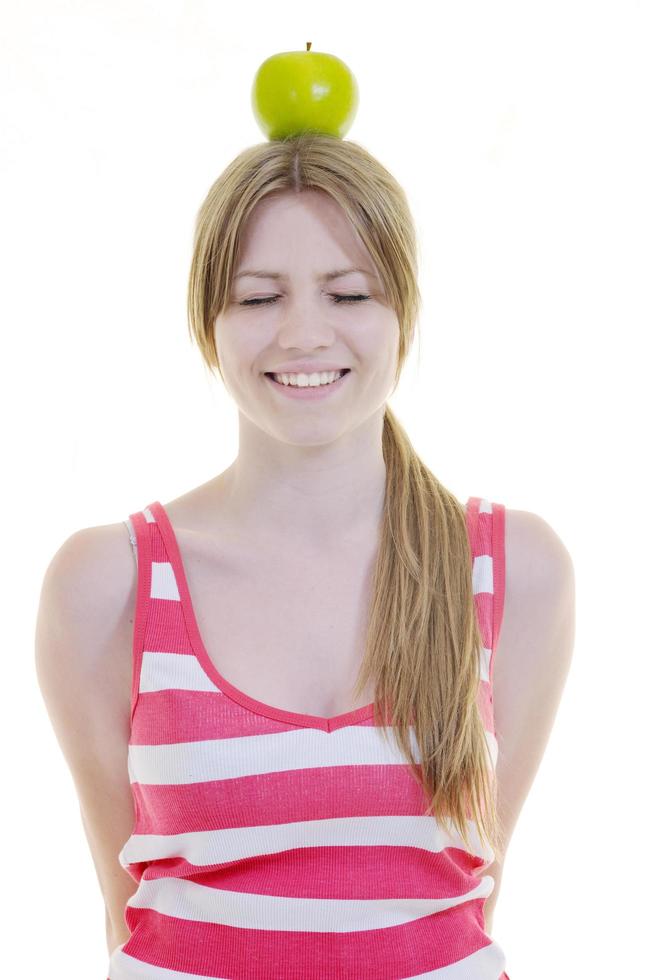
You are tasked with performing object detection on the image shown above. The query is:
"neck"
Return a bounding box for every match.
[219,410,387,550]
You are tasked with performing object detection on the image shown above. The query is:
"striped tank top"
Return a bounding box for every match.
[107,496,509,980]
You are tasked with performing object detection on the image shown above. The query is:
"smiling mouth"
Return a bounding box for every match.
[264,369,351,387]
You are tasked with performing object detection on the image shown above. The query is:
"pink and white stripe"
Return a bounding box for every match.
[107,496,509,979]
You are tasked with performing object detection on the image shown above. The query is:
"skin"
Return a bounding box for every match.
[211,188,400,549]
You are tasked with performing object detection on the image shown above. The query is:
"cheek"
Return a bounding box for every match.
[357,319,399,365]
[214,323,259,371]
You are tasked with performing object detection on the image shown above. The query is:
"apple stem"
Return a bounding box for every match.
[306,41,312,51]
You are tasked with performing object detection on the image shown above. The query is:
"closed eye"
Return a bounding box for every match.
[240,294,370,307]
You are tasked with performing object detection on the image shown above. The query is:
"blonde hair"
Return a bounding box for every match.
[186,133,504,860]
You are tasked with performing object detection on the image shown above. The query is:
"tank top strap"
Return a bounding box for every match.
[466,496,506,739]
[124,502,189,726]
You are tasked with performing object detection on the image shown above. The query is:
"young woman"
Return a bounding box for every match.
[35,133,575,979]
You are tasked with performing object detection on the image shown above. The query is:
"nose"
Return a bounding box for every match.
[275,302,338,351]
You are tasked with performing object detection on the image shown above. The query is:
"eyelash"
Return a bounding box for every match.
[240,294,370,307]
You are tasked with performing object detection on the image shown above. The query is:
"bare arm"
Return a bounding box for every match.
[34,522,141,955]
[483,508,576,932]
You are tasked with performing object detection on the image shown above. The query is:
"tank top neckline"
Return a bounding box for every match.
[147,499,378,734]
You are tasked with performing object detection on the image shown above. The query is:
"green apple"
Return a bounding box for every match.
[251,42,359,141]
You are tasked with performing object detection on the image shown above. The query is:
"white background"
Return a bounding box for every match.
[2,1,651,976]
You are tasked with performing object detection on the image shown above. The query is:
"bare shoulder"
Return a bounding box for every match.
[35,520,137,737]
[490,507,576,859]
[504,507,575,590]
[499,508,575,666]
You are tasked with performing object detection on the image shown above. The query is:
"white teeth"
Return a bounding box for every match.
[271,370,346,387]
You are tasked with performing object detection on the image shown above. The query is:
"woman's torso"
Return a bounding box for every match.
[106,482,508,979]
